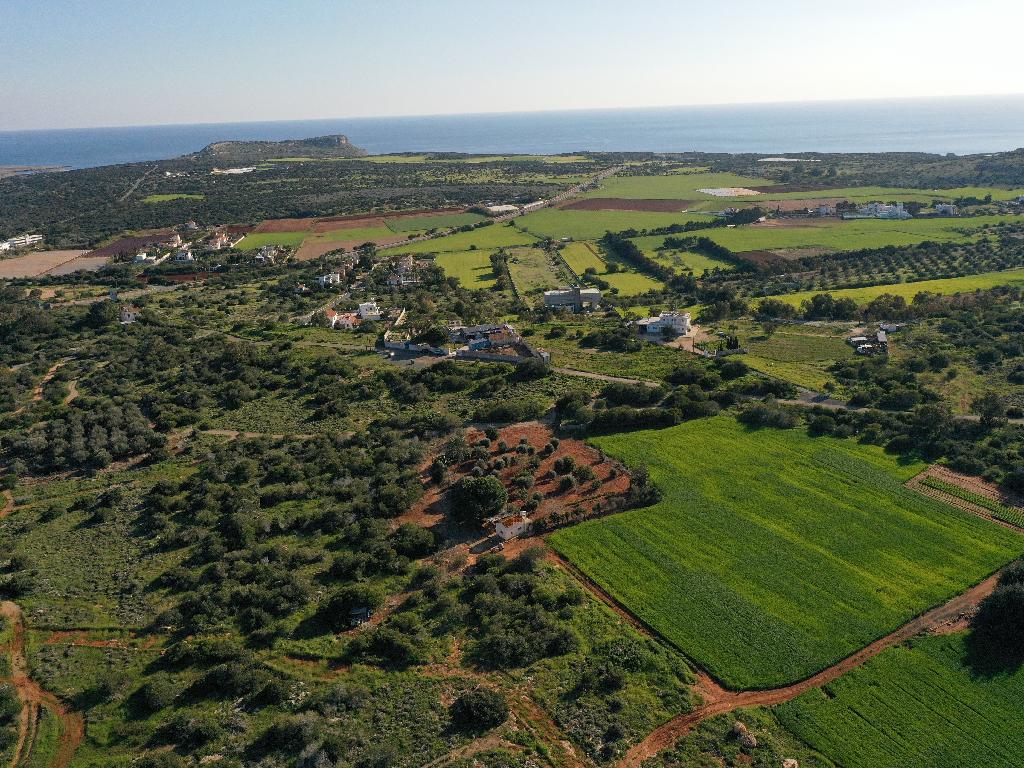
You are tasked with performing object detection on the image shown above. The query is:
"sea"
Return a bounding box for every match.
[2,95,1024,170]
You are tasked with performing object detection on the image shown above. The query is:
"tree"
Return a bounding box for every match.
[85,300,118,328]
[451,475,507,525]
[451,689,509,732]
[971,391,1007,430]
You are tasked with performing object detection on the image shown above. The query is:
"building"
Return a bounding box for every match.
[358,300,382,321]
[809,204,835,216]
[847,202,911,220]
[3,233,44,249]
[522,200,547,213]
[543,285,602,311]
[452,322,550,365]
[637,311,691,338]
[323,309,359,330]
[173,250,195,263]
[934,203,959,216]
[316,273,342,288]
[484,204,519,216]
[494,512,531,541]
[207,233,231,250]
[0,241,9,252]
[133,251,158,264]
[120,305,141,324]
[349,606,374,627]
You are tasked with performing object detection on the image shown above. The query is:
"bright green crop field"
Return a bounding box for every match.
[236,231,309,250]
[550,418,1023,689]
[631,235,735,275]
[560,241,606,274]
[602,271,664,295]
[702,214,1018,254]
[434,249,498,288]
[385,212,486,232]
[141,193,204,203]
[585,172,775,200]
[397,224,539,254]
[777,633,1024,768]
[764,267,1024,308]
[515,208,715,240]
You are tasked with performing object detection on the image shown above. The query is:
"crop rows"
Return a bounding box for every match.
[921,476,1024,528]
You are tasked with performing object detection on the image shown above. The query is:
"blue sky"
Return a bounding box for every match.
[2,0,1022,130]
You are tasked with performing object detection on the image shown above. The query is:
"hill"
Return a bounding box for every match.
[191,134,367,164]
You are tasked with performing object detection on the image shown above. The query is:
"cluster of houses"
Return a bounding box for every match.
[321,300,382,331]
[848,324,897,356]
[843,202,912,221]
[543,285,603,311]
[0,233,44,251]
[452,322,550,364]
[385,255,424,287]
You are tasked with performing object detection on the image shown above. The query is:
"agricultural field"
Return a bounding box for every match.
[397,223,539,254]
[559,241,666,295]
[777,633,1024,768]
[235,231,308,250]
[631,234,735,275]
[506,247,566,298]
[385,211,486,232]
[560,241,606,274]
[728,321,857,391]
[703,214,1020,255]
[763,266,1024,308]
[586,172,775,200]
[695,184,1024,210]
[433,249,498,288]
[141,193,205,203]
[515,207,715,240]
[602,271,664,296]
[550,417,1024,689]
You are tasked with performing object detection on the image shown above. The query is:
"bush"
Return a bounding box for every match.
[451,689,509,732]
[451,475,508,526]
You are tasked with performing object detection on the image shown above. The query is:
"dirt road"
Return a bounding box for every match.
[1,602,84,768]
[616,571,1005,768]
[0,491,13,520]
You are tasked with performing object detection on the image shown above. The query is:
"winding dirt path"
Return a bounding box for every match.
[617,571,1006,768]
[1,602,84,768]
[0,491,13,520]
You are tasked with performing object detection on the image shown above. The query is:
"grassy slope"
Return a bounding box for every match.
[777,633,1024,768]
[550,418,1023,689]
[141,193,204,203]
[740,324,856,391]
[236,231,309,250]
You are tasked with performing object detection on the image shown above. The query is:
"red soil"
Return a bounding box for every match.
[252,218,315,233]
[311,216,386,233]
[560,198,694,212]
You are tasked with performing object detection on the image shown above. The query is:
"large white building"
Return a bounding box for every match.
[637,311,691,338]
[358,300,382,320]
[316,273,342,288]
[543,285,602,311]
[853,202,911,220]
[3,233,43,249]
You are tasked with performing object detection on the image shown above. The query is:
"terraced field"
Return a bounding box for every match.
[777,633,1024,768]
[550,418,1024,689]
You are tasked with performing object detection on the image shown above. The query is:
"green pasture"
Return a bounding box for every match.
[737,322,857,390]
[631,235,735,275]
[764,267,1024,308]
[694,184,1024,210]
[141,193,204,203]
[586,172,775,200]
[507,247,563,296]
[777,633,1024,768]
[515,208,716,240]
[385,212,486,232]
[602,271,664,295]
[313,225,404,244]
[703,214,1018,254]
[434,249,498,289]
[395,224,539,254]
[560,241,606,274]
[235,231,309,250]
[550,417,1023,689]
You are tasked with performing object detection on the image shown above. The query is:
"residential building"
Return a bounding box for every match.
[316,273,342,288]
[847,202,911,220]
[484,204,519,216]
[637,311,691,338]
[324,310,359,330]
[452,322,550,364]
[207,233,231,250]
[543,285,602,311]
[934,203,959,216]
[4,233,44,249]
[120,305,141,324]
[133,251,157,264]
[173,250,195,262]
[358,300,382,321]
[0,241,10,252]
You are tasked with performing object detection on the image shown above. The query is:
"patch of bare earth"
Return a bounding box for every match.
[0,251,90,279]
[906,465,1024,533]
[560,198,694,212]
[252,218,314,233]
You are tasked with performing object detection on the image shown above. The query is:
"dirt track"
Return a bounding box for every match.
[616,569,1007,768]
[1,602,84,768]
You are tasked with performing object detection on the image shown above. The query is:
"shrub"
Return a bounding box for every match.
[451,689,509,732]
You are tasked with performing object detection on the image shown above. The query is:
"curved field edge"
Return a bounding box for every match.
[548,417,1024,690]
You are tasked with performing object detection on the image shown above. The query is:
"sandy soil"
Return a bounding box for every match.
[45,255,109,276]
[0,251,90,279]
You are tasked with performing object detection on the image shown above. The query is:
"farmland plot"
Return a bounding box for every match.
[550,418,1023,689]
[777,633,1024,768]
[515,208,715,240]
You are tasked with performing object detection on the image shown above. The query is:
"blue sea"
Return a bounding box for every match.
[2,95,1023,170]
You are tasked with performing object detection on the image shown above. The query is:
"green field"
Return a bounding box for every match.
[765,267,1024,308]
[550,418,1023,689]
[602,271,665,295]
[312,225,403,243]
[236,231,309,250]
[586,172,775,200]
[141,193,204,203]
[434,249,498,288]
[631,235,735,275]
[691,184,1024,210]
[515,208,716,240]
[777,633,1024,768]
[560,241,606,274]
[740,324,856,390]
[385,212,486,232]
[507,247,563,297]
[396,224,539,254]
[703,214,1018,254]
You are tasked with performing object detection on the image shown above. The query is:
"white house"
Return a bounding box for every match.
[0,241,10,252]
[120,305,141,324]
[358,300,382,321]
[934,203,959,216]
[4,233,43,249]
[853,202,911,220]
[316,273,342,288]
[495,512,531,541]
[638,311,691,338]
[173,250,195,262]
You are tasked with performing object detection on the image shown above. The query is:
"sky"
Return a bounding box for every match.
[2,0,1023,131]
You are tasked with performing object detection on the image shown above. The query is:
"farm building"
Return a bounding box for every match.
[349,606,373,628]
[637,311,692,338]
[543,285,603,311]
[3,233,44,249]
[119,305,141,324]
[316,273,342,287]
[173,250,195,262]
[452,322,550,364]
[494,512,531,541]
[845,202,911,220]
[484,204,519,216]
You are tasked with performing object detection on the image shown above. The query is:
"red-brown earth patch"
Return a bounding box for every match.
[252,218,315,233]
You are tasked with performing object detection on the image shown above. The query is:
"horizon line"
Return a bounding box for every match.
[3,91,1024,135]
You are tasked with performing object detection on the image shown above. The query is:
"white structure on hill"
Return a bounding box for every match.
[358,300,382,320]
[637,311,691,338]
[316,273,342,287]
[120,305,141,324]
[934,203,959,216]
[3,233,43,249]
[543,285,602,311]
[494,512,531,541]
[852,202,911,220]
